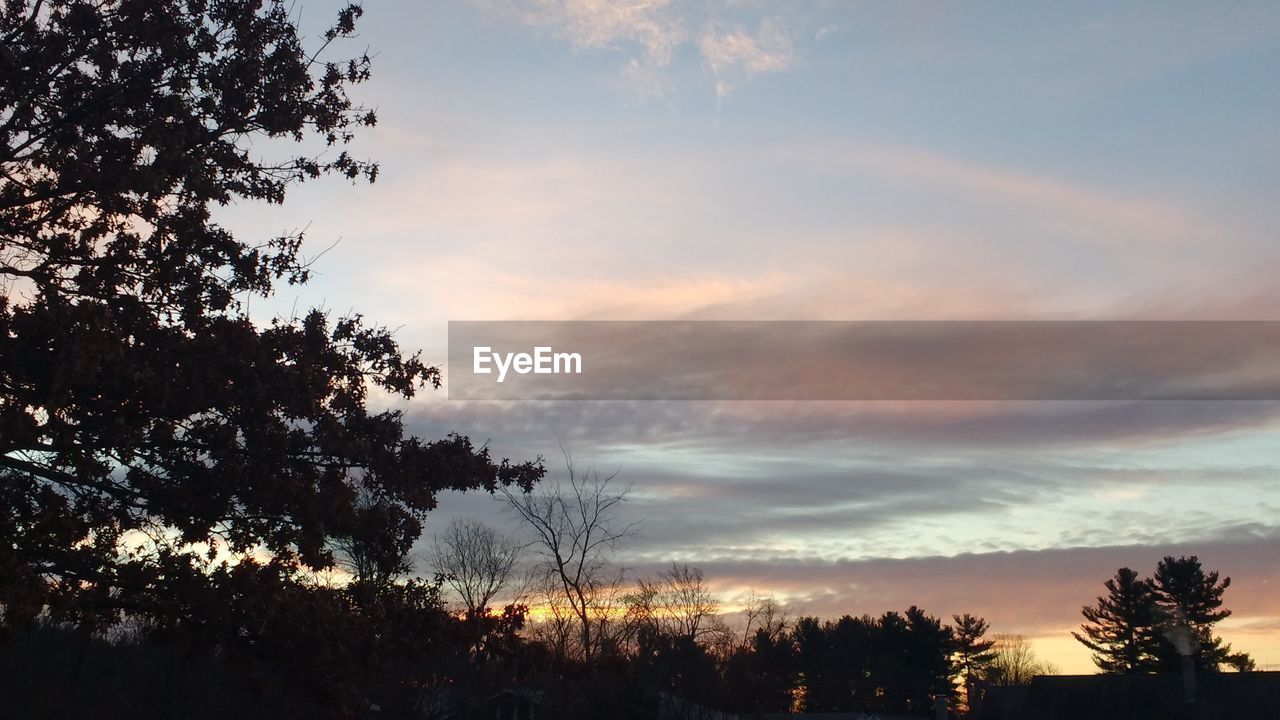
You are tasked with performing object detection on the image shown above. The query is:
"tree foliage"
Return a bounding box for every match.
[0,1,542,705]
[952,613,996,710]
[1072,567,1161,674]
[1073,557,1253,675]
[787,608,956,716]
[1151,555,1251,672]
[720,620,799,715]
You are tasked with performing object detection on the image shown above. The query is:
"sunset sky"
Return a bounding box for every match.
[220,1,1280,672]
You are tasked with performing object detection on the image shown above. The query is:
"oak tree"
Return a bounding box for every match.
[0,0,541,681]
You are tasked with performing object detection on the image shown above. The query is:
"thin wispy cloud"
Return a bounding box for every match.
[647,534,1280,635]
[477,0,803,97]
[699,18,793,99]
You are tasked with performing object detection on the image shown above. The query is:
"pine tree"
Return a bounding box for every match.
[952,614,996,712]
[1151,555,1252,671]
[1072,567,1161,674]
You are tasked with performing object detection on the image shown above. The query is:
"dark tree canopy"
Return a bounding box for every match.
[1151,555,1250,672]
[1073,559,1253,675]
[0,0,541,665]
[952,613,996,709]
[726,623,798,714]
[786,608,955,716]
[1073,567,1161,674]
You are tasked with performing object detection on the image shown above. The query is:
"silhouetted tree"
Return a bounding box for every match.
[636,563,719,643]
[789,609,956,715]
[1072,567,1161,674]
[953,613,996,711]
[1151,555,1252,671]
[0,0,541,709]
[328,484,418,595]
[725,591,788,655]
[630,628,720,709]
[900,606,956,714]
[982,633,1058,686]
[587,571,650,659]
[1226,653,1257,672]
[502,451,635,662]
[721,625,798,714]
[431,518,524,617]
[792,615,844,711]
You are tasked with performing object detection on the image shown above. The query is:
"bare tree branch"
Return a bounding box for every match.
[501,447,635,662]
[431,518,522,616]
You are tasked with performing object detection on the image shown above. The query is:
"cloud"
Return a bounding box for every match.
[408,396,1280,565]
[288,131,1277,333]
[477,0,800,97]
[699,18,794,99]
[1228,617,1280,635]
[634,533,1280,635]
[547,0,687,94]
[532,0,682,52]
[377,258,797,322]
[406,395,1280,673]
[407,397,1280,460]
[803,140,1239,263]
[475,0,683,96]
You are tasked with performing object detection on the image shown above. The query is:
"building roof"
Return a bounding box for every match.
[977,672,1280,720]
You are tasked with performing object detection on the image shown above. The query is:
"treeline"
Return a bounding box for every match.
[1,450,1055,719]
[621,601,1033,716]
[1,565,1041,720]
[411,466,1057,717]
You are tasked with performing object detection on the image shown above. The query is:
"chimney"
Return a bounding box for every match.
[934,694,949,720]
[1163,608,1200,705]
[1180,655,1197,705]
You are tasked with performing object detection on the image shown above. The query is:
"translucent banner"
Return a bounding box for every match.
[446,321,1280,401]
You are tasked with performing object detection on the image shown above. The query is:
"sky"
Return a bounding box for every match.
[220,1,1280,673]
